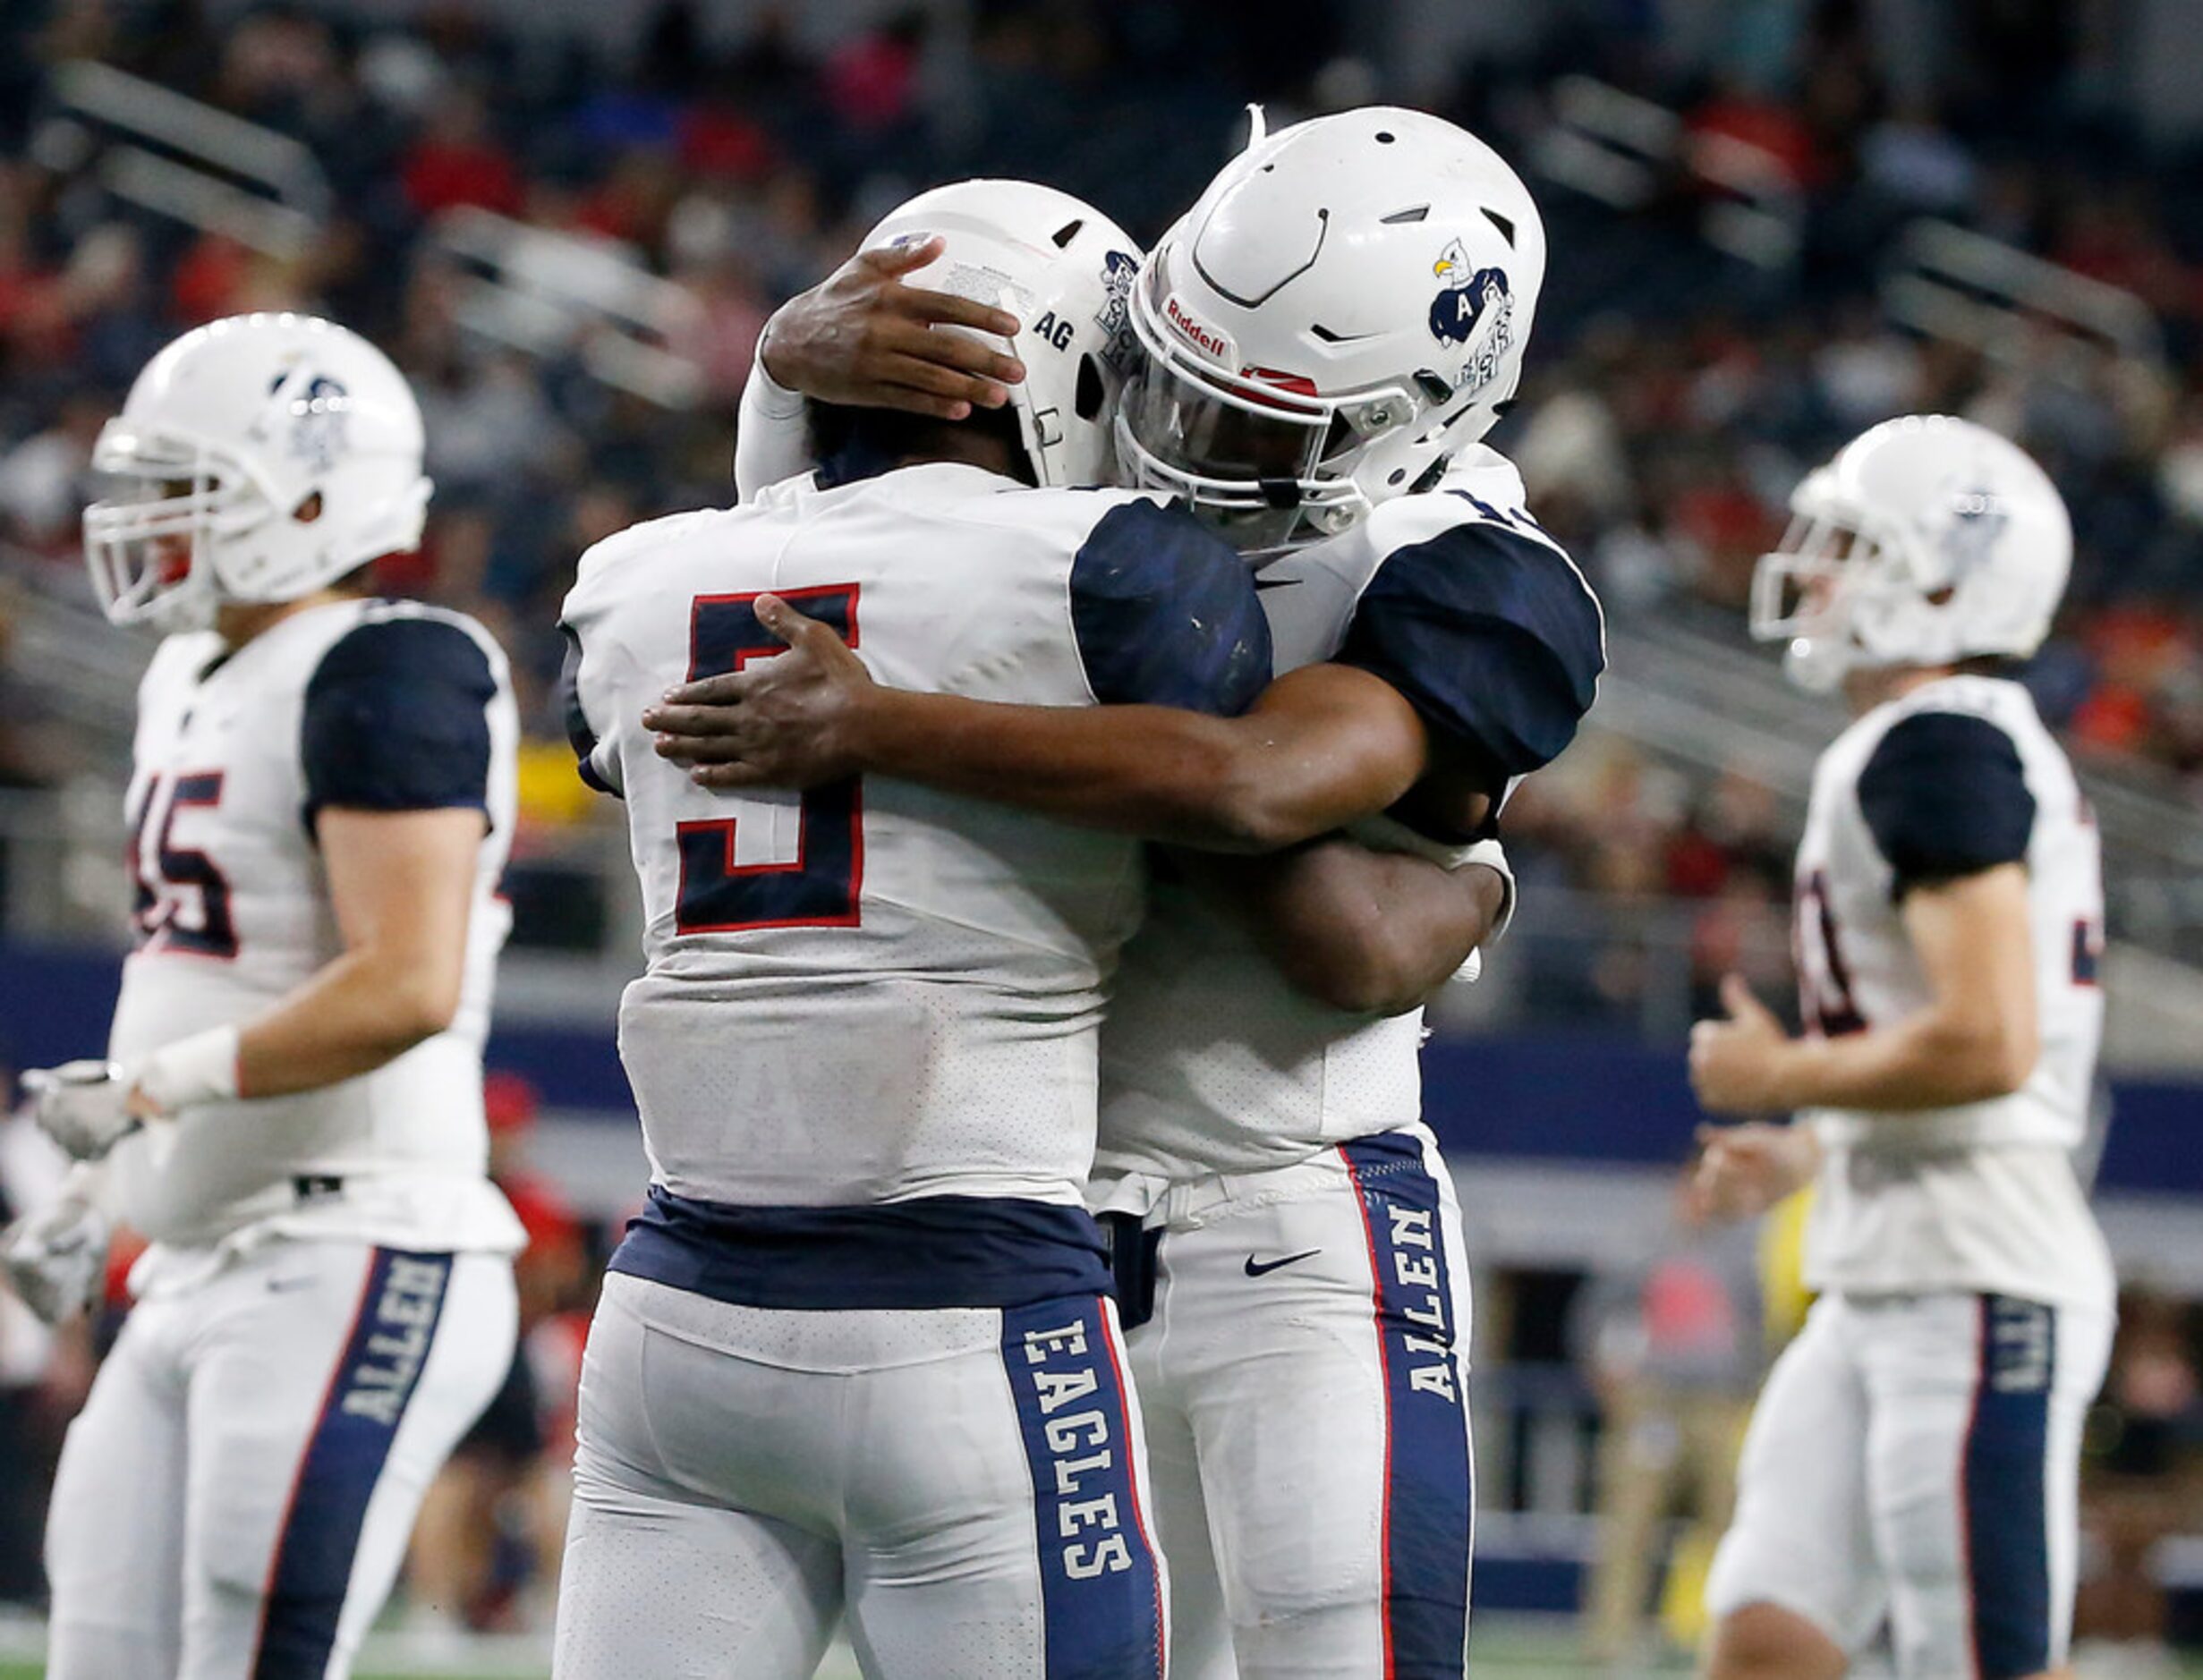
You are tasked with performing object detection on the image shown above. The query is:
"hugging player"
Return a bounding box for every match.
[653,106,1605,1678]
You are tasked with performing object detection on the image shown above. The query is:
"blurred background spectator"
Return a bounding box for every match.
[1570,1155,1766,1666]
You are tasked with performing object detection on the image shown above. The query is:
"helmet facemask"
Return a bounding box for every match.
[1749,488,1965,692]
[1115,258,1429,552]
[82,423,278,632]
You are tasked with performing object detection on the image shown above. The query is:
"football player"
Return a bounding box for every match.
[1688,416,2114,1680]
[0,314,525,1680]
[651,109,1604,1678]
[553,180,1287,1680]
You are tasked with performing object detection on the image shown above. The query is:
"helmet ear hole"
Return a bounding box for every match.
[1075,354,1106,422]
[292,491,324,524]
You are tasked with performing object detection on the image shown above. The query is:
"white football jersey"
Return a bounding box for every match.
[560,462,1269,1212]
[1092,447,1606,1208]
[103,597,524,1257]
[1792,675,2114,1309]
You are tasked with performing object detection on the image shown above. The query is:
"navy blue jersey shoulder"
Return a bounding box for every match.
[1858,709,2035,894]
[1069,498,1272,715]
[301,614,495,823]
[1337,519,1603,778]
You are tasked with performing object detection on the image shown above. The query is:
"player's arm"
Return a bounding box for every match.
[735,236,1025,499]
[1692,713,2040,1116]
[220,621,505,1098]
[224,805,487,1096]
[652,628,1433,852]
[1178,840,1510,1016]
[647,520,1603,855]
[1691,867,2037,1114]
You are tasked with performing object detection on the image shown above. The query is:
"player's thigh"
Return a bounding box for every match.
[846,1294,1167,1680]
[1184,1135,1476,1680]
[1127,1301,1233,1680]
[176,1243,514,1680]
[45,1302,191,1680]
[1866,1294,2111,1680]
[554,1273,842,1680]
[1705,1295,1884,1657]
[556,1483,838,1680]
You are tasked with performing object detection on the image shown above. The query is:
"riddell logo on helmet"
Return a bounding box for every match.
[1164,295,1235,365]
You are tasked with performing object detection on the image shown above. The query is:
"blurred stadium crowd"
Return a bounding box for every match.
[2,0,2202,1658]
[2,1,2201,1034]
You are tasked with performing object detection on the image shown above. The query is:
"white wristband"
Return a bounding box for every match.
[132,1025,242,1116]
[748,323,808,417]
[1458,836,1516,944]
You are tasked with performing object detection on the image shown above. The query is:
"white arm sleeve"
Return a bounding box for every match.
[732,336,817,502]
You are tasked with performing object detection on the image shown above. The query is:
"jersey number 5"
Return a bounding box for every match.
[674,586,864,934]
[129,770,239,959]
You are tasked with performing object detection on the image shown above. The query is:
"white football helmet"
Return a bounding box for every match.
[83,313,431,633]
[1119,106,1547,548]
[858,180,1143,488]
[1751,414,2073,692]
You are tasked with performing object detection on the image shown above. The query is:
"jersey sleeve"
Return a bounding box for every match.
[557,622,622,798]
[1856,710,2036,895]
[1335,520,1604,779]
[1068,498,1272,715]
[300,617,497,823]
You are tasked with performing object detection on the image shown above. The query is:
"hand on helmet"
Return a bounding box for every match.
[2,1189,111,1325]
[761,237,1027,420]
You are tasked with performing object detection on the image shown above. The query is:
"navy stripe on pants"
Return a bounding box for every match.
[1342,1133,1474,1680]
[252,1249,454,1680]
[1962,1294,2055,1680]
[1000,1296,1165,1679]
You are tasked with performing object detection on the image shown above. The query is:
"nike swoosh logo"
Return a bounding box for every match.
[1253,576,1301,592]
[1244,1249,1322,1277]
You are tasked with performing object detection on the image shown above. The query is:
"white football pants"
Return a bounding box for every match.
[553,1274,1168,1680]
[1123,1126,1476,1680]
[44,1238,517,1680]
[1707,1289,2114,1679]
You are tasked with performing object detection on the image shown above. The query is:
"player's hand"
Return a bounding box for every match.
[644,594,876,790]
[1689,1122,1817,1223]
[761,236,1026,420]
[1,1192,111,1325]
[22,1060,144,1161]
[1688,973,1796,1116]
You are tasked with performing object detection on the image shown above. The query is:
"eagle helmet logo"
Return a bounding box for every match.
[1427,241,1511,352]
[1094,249,1138,376]
[285,373,351,472]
